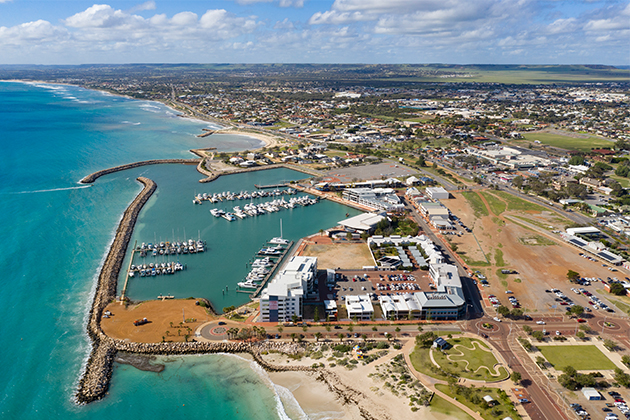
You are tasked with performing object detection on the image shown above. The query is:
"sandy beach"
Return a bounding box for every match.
[262,340,456,420]
[214,127,285,150]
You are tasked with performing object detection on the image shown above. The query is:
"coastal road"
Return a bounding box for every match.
[463,318,570,420]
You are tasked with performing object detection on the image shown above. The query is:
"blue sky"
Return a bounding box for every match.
[0,0,628,65]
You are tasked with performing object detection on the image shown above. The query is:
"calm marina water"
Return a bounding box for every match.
[0,81,356,419]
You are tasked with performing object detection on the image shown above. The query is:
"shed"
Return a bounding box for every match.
[582,387,601,400]
[432,337,449,349]
[483,395,497,406]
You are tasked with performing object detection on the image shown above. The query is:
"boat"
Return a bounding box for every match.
[222,212,236,221]
[210,208,225,217]
[237,280,259,289]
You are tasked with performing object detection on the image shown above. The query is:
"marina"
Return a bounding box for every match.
[193,187,297,204]
[210,195,319,221]
[237,237,293,296]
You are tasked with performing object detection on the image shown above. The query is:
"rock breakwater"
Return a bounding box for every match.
[79,159,199,184]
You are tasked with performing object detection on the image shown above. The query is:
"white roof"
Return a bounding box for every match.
[339,212,386,231]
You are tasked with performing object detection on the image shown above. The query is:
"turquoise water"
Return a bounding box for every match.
[114,164,360,309]
[0,82,356,419]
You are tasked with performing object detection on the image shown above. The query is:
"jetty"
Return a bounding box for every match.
[196,129,216,138]
[236,241,293,297]
[254,183,288,189]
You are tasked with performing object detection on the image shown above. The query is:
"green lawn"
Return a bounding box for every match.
[429,394,474,420]
[492,191,547,213]
[481,192,507,215]
[432,337,509,381]
[521,132,613,151]
[462,191,489,218]
[538,345,616,371]
[409,346,450,381]
[436,384,521,420]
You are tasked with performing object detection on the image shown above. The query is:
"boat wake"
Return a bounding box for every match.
[4,185,92,194]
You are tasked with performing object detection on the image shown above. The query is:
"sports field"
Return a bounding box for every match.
[538,345,616,371]
[521,132,612,151]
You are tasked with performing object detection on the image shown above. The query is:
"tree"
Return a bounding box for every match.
[532,331,545,341]
[325,324,331,332]
[315,332,322,342]
[523,325,533,334]
[314,307,320,323]
[511,371,522,384]
[567,270,581,283]
[415,331,437,348]
[615,368,630,387]
[569,305,585,316]
[277,326,284,334]
[604,339,618,351]
[348,325,354,333]
[610,282,627,296]
[512,175,524,190]
[290,333,297,342]
[622,355,630,368]
[292,314,299,324]
[361,334,368,343]
[576,331,586,339]
[338,333,344,342]
[568,155,585,166]
[497,305,510,317]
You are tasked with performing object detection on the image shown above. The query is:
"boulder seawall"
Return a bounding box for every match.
[79,159,199,184]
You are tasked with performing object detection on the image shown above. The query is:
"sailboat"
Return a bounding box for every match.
[269,219,289,245]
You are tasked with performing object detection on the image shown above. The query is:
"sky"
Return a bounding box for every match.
[0,0,628,65]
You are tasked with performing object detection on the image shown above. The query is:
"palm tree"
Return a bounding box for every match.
[290,333,297,342]
[348,325,354,333]
[338,333,344,342]
[325,324,331,332]
[395,327,401,338]
[315,332,322,342]
[361,334,367,343]
[277,326,284,334]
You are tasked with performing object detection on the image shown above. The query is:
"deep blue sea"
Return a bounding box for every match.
[0,82,358,419]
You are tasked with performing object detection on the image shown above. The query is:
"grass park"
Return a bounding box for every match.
[538,345,617,371]
[436,384,521,420]
[431,337,509,382]
[521,132,612,151]
[429,394,474,420]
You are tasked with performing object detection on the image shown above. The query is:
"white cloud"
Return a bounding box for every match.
[0,20,68,45]
[130,1,156,12]
[233,0,305,6]
[274,18,294,29]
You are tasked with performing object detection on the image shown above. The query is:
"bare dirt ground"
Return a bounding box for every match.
[300,242,375,269]
[443,189,622,314]
[101,299,215,343]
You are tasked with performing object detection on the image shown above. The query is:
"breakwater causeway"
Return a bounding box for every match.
[79,159,199,184]
[75,174,316,405]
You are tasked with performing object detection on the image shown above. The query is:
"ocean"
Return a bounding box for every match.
[0,81,357,419]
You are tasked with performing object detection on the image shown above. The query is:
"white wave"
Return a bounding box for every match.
[219,353,309,420]
[64,96,77,100]
[4,185,92,194]
[121,121,142,125]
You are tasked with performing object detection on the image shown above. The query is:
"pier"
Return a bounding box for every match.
[120,246,136,303]
[254,183,288,189]
[236,241,293,297]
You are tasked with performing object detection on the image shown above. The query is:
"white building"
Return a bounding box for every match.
[425,187,450,200]
[259,256,318,323]
[338,212,387,233]
[345,295,374,320]
[342,188,405,211]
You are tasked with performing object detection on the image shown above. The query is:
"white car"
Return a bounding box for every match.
[493,317,502,322]
[536,320,546,325]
